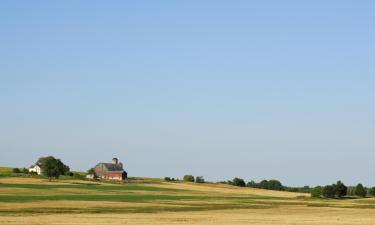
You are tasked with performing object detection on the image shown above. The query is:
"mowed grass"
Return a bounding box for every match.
[1,177,375,225]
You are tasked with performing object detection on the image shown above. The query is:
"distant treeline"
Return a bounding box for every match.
[220,178,375,199]
[219,177,310,193]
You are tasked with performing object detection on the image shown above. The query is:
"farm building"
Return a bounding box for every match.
[28,164,42,175]
[94,158,127,180]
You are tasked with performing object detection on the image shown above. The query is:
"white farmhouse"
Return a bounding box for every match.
[29,164,42,175]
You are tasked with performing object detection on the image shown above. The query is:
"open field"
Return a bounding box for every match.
[1,176,375,225]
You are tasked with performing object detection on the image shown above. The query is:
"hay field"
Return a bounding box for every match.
[1,177,375,225]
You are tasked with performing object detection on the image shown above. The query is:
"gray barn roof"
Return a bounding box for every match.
[99,163,124,171]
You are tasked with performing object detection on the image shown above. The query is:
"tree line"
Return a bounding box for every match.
[220,177,375,199]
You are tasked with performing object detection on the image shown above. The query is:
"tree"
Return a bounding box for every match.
[259,180,269,189]
[354,183,366,198]
[22,168,29,174]
[183,175,195,182]
[195,176,205,183]
[164,177,171,181]
[335,181,347,198]
[246,180,258,188]
[232,177,246,187]
[37,156,70,181]
[12,168,21,173]
[311,186,322,198]
[322,185,335,198]
[87,168,96,176]
[369,187,375,197]
[268,180,283,191]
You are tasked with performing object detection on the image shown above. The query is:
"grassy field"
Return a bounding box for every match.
[1,173,375,224]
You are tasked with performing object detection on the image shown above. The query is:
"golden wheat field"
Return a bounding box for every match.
[1,176,375,225]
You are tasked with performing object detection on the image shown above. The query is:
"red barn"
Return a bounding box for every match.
[93,157,127,180]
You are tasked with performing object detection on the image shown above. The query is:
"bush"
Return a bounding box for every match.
[354,183,366,198]
[322,185,336,198]
[12,168,21,173]
[335,181,347,198]
[232,177,246,187]
[246,180,258,188]
[259,180,269,189]
[22,168,29,174]
[195,176,205,183]
[183,175,195,182]
[369,187,375,197]
[164,177,171,181]
[268,180,283,191]
[311,186,322,198]
[73,172,84,180]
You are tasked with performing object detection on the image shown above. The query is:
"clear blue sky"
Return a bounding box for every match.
[1,1,374,186]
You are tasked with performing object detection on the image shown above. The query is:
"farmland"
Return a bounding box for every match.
[1,175,375,224]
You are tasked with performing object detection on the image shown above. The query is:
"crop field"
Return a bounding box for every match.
[1,176,375,225]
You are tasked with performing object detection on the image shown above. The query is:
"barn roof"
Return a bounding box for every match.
[98,163,124,171]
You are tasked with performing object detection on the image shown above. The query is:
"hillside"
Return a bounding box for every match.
[1,175,375,224]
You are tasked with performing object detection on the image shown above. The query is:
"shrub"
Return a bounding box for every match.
[232,177,246,187]
[322,185,335,198]
[183,175,195,182]
[268,179,283,191]
[354,183,366,198]
[246,180,258,188]
[369,187,375,197]
[311,186,322,198]
[22,168,29,174]
[12,168,21,173]
[164,177,171,181]
[87,168,96,175]
[195,176,205,183]
[73,172,84,180]
[335,181,347,198]
[259,180,269,189]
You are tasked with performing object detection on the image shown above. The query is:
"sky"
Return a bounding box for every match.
[0,1,374,187]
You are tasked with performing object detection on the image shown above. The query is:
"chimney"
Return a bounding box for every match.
[112,157,118,165]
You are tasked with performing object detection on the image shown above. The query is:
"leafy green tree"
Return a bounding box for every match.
[232,177,246,187]
[87,168,96,175]
[37,156,70,181]
[246,180,258,188]
[195,176,205,183]
[322,185,335,198]
[354,183,366,198]
[12,168,21,173]
[259,180,269,189]
[73,172,84,179]
[368,187,375,196]
[311,186,322,198]
[268,179,283,191]
[183,175,195,182]
[22,168,29,174]
[335,181,347,198]
[164,177,171,181]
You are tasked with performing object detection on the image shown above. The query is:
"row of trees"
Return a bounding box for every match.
[182,175,205,183]
[221,178,287,191]
[311,182,375,198]
[164,175,205,183]
[220,177,375,199]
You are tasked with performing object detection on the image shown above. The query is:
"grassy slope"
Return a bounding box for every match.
[0,167,12,174]
[0,176,374,216]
